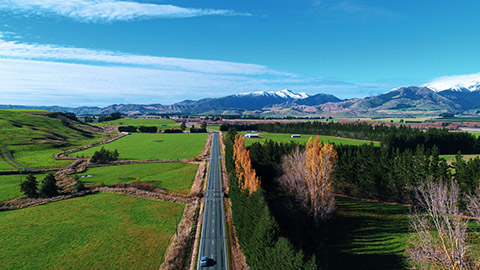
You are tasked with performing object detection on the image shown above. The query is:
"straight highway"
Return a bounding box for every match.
[197,132,228,269]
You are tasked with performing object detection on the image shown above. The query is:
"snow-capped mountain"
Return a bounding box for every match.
[424,74,480,92]
[237,89,310,99]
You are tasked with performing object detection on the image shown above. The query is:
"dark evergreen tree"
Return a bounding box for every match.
[40,174,58,198]
[20,174,38,198]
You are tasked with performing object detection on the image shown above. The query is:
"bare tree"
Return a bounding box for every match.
[278,137,337,222]
[467,190,480,221]
[467,189,480,269]
[408,180,471,269]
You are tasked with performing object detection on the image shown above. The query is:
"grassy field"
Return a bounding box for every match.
[95,118,179,128]
[471,132,480,138]
[0,159,13,171]
[325,196,411,270]
[0,110,108,171]
[440,154,480,162]
[240,132,380,147]
[208,125,221,131]
[0,193,184,269]
[71,133,208,160]
[76,162,198,194]
[0,173,49,203]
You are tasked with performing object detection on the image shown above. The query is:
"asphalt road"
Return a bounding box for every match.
[197,132,228,270]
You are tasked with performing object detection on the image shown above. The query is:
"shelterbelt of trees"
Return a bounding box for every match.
[225,131,317,270]
[220,122,480,154]
[224,123,480,269]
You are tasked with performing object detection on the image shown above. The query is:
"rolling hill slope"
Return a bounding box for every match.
[0,110,106,171]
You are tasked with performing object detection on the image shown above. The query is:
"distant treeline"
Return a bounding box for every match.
[163,129,183,133]
[189,127,207,133]
[118,125,158,133]
[220,122,480,154]
[98,112,122,122]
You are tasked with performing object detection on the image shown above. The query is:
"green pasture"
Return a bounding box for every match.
[76,162,198,194]
[94,118,179,128]
[71,133,208,160]
[208,125,221,131]
[0,173,49,203]
[326,196,411,270]
[0,193,184,269]
[240,132,380,147]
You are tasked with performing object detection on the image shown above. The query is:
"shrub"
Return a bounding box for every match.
[115,182,127,188]
[130,178,155,192]
[75,180,86,192]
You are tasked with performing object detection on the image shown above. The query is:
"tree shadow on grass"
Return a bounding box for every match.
[324,197,410,270]
[269,195,411,270]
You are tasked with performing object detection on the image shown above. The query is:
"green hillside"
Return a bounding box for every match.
[0,110,108,171]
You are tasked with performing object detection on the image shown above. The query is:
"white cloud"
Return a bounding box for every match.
[0,37,394,106]
[423,72,480,92]
[0,0,250,22]
[0,39,286,76]
[310,0,404,22]
[0,58,293,106]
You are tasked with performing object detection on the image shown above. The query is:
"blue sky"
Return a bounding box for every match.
[1,0,480,106]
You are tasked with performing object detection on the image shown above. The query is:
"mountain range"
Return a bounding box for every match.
[2,85,480,117]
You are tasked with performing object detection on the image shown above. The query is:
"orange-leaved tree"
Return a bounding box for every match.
[233,135,260,194]
[279,136,337,221]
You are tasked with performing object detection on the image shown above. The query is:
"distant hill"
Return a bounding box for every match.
[3,85,480,117]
